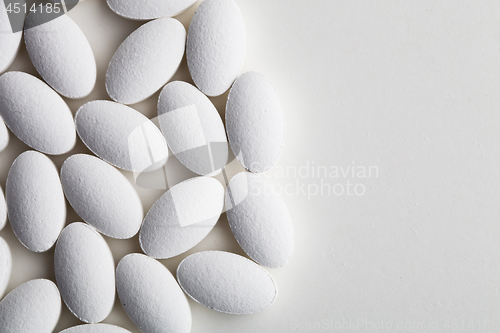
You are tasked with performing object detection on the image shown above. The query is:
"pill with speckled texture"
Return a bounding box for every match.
[116,254,192,333]
[107,0,197,20]
[61,154,143,239]
[24,9,96,99]
[0,186,6,231]
[106,18,185,105]
[158,81,228,175]
[187,0,246,96]
[76,100,168,173]
[177,251,278,314]
[0,279,61,333]
[54,222,115,324]
[140,177,224,259]
[6,151,66,252]
[0,116,9,153]
[226,172,294,268]
[0,72,76,155]
[58,324,133,333]
[226,71,285,173]
[0,3,22,74]
[0,237,11,298]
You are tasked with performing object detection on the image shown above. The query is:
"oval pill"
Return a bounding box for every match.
[140,177,224,259]
[106,18,186,105]
[61,154,143,239]
[158,81,228,175]
[177,251,278,314]
[76,100,168,173]
[0,237,11,298]
[226,172,294,268]
[187,0,246,96]
[226,72,284,173]
[54,222,115,323]
[0,116,9,153]
[0,3,22,74]
[0,185,6,231]
[107,0,197,20]
[0,279,61,333]
[116,254,191,333]
[0,71,76,155]
[6,151,66,252]
[59,324,132,333]
[24,11,96,98]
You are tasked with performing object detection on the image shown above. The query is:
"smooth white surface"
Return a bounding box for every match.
[186,0,246,96]
[158,81,228,175]
[0,237,11,297]
[0,117,9,153]
[0,186,6,231]
[140,176,224,259]
[76,100,168,172]
[61,154,143,239]
[24,12,96,98]
[54,222,115,324]
[105,18,186,104]
[0,71,76,155]
[6,151,66,252]
[0,0,498,332]
[177,251,278,314]
[116,254,192,333]
[106,0,197,20]
[226,172,294,268]
[59,324,132,333]
[0,279,61,333]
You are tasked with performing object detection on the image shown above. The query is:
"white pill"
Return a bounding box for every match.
[140,177,224,259]
[0,279,61,333]
[0,116,9,152]
[0,3,22,74]
[107,0,197,20]
[177,251,278,314]
[24,11,96,99]
[226,172,294,268]
[6,151,66,252]
[106,18,186,105]
[116,254,192,333]
[61,154,143,239]
[158,81,228,175]
[0,185,6,231]
[0,237,11,298]
[76,100,168,173]
[187,0,246,96]
[0,71,76,155]
[59,324,132,333]
[55,222,115,323]
[226,72,284,173]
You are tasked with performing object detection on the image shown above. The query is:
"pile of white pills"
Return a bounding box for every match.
[0,0,294,332]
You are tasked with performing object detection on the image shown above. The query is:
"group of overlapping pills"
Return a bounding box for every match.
[0,0,294,332]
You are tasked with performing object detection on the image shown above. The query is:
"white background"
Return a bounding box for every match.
[1,0,499,332]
